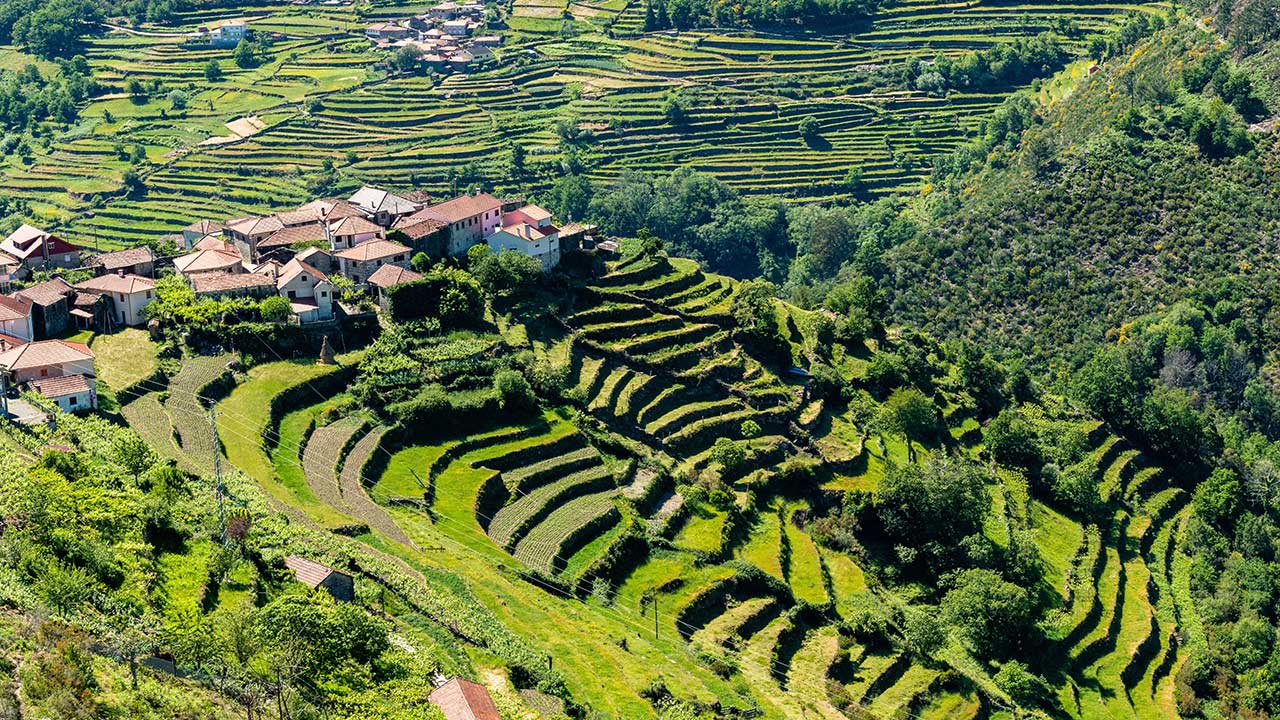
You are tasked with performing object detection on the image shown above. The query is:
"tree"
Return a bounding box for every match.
[877,454,989,555]
[941,568,1035,659]
[168,89,188,110]
[798,115,820,145]
[548,174,593,222]
[12,0,102,58]
[662,92,688,124]
[386,267,483,326]
[258,295,291,323]
[121,168,145,197]
[1193,467,1241,531]
[112,434,156,482]
[709,437,746,472]
[1072,345,1142,426]
[509,143,526,179]
[410,251,431,273]
[233,39,256,69]
[204,59,223,82]
[493,369,535,411]
[125,77,146,99]
[881,388,938,455]
[390,45,422,73]
[984,409,1041,470]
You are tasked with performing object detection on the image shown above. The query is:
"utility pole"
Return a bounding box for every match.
[653,594,658,640]
[0,371,8,419]
[210,407,225,540]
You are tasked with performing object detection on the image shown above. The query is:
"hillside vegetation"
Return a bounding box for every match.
[9,238,1271,717]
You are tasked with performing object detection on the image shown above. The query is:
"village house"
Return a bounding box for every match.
[86,246,155,278]
[28,374,97,412]
[0,339,95,392]
[328,215,384,251]
[181,219,225,248]
[224,215,285,261]
[428,678,500,720]
[192,235,239,253]
[487,203,562,271]
[284,556,354,602]
[441,18,470,36]
[256,223,328,263]
[274,258,336,323]
[208,19,248,47]
[335,239,412,284]
[416,192,503,256]
[472,34,502,47]
[366,264,421,310]
[190,272,277,299]
[0,295,33,344]
[391,215,448,257]
[0,225,84,277]
[174,247,246,277]
[73,274,156,328]
[69,292,111,332]
[366,22,412,40]
[428,1,459,19]
[10,278,74,339]
[347,186,422,227]
[296,247,337,275]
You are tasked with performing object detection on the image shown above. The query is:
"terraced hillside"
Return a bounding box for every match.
[108,247,1215,717]
[1,0,1164,246]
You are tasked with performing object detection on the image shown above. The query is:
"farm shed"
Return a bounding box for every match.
[283,555,354,602]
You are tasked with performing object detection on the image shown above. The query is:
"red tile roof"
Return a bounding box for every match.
[277,258,329,287]
[0,294,31,322]
[183,219,225,236]
[88,246,154,272]
[28,373,92,398]
[74,274,156,295]
[191,273,276,294]
[0,339,93,371]
[428,678,500,720]
[424,193,502,223]
[0,332,26,352]
[13,278,73,307]
[259,223,327,249]
[226,215,285,237]
[174,249,243,274]
[284,555,345,588]
[367,264,422,288]
[334,239,411,262]
[193,235,238,253]
[329,215,383,237]
[393,216,447,241]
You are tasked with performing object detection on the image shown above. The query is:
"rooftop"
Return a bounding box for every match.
[423,192,502,223]
[191,273,276,294]
[28,373,92,399]
[75,274,156,295]
[0,339,94,371]
[0,294,32,323]
[13,278,73,307]
[367,264,423,288]
[428,678,500,720]
[88,246,154,271]
[0,225,82,261]
[284,555,346,588]
[174,248,244,274]
[335,239,411,262]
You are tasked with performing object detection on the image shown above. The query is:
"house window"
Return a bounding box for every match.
[69,396,77,406]
[288,290,297,299]
[320,291,328,298]
[146,291,152,299]
[40,368,47,377]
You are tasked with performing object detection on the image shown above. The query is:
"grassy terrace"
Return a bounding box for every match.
[0,0,1164,245]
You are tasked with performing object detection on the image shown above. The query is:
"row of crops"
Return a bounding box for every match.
[0,0,1167,247]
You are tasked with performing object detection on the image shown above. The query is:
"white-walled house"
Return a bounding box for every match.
[28,373,96,412]
[275,258,335,322]
[0,339,95,385]
[73,274,156,327]
[0,295,34,343]
[486,204,561,271]
[415,193,503,256]
[328,216,384,251]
